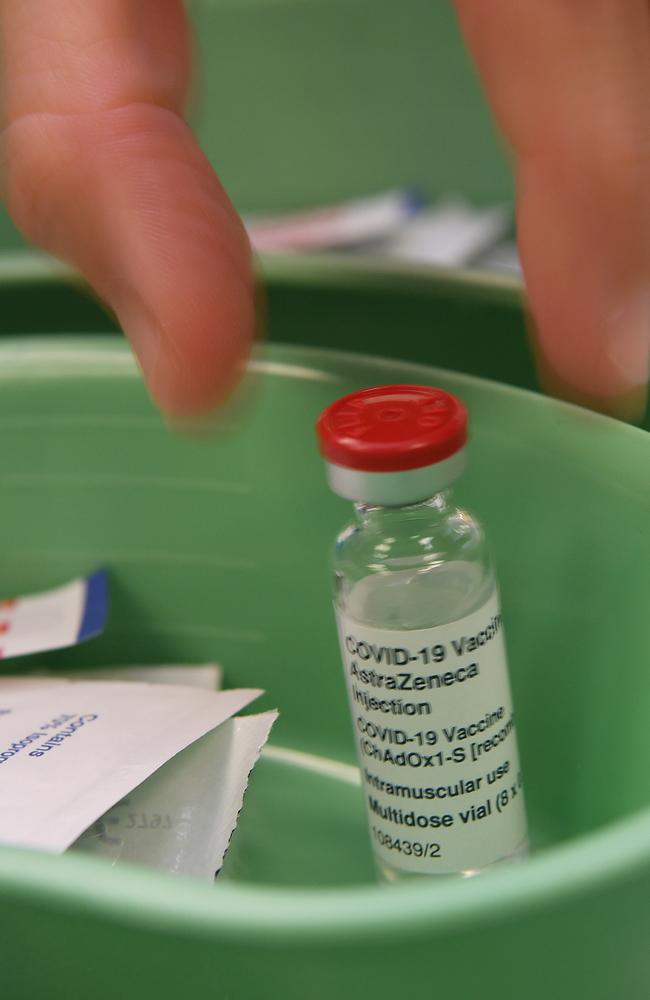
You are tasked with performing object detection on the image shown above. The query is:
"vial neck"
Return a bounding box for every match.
[354,489,453,527]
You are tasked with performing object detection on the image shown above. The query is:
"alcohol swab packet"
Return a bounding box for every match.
[376,199,510,267]
[0,678,261,852]
[34,663,222,691]
[72,710,277,878]
[244,189,422,252]
[0,570,108,661]
[70,664,275,879]
[78,663,222,689]
[3,667,274,877]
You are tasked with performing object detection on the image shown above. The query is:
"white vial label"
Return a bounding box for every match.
[336,586,527,875]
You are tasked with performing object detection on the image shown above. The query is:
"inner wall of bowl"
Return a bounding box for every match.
[1,340,649,886]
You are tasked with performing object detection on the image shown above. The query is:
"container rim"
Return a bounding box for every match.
[0,247,523,306]
[0,797,649,944]
[0,336,648,943]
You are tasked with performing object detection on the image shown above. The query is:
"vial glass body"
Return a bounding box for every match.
[334,491,493,630]
[333,489,528,880]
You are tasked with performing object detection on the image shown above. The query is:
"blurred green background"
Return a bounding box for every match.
[190,0,511,212]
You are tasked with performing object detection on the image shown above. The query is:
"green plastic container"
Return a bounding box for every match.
[1,331,650,999]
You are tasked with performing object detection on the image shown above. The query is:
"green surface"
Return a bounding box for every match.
[192,0,509,212]
[0,0,509,248]
[1,338,650,998]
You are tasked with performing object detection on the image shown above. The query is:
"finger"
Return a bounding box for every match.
[455,0,650,420]
[1,1,254,417]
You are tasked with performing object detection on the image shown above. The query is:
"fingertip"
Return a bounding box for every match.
[525,311,649,424]
[117,264,257,419]
[538,361,648,424]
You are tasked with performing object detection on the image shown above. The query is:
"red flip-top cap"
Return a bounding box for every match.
[316,385,468,473]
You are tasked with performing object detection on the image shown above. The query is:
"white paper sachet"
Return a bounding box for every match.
[0,570,108,660]
[378,200,510,267]
[72,710,277,878]
[49,663,222,690]
[0,678,260,852]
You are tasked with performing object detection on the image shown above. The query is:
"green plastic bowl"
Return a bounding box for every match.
[1,336,649,998]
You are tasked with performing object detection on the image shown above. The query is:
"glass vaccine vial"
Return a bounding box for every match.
[316,385,527,880]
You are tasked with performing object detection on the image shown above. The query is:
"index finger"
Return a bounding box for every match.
[1,0,254,417]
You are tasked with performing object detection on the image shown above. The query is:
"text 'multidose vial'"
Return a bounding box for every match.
[317,385,528,879]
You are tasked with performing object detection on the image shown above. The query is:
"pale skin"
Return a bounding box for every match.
[1,1,648,421]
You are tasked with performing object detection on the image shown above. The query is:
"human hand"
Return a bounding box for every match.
[3,3,648,422]
[456,0,650,421]
[1,1,254,418]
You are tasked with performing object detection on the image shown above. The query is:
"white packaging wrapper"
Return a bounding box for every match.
[0,570,108,661]
[0,678,260,852]
[244,189,422,251]
[377,199,510,267]
[43,663,222,690]
[72,711,277,878]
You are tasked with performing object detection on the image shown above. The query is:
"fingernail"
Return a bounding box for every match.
[538,361,648,423]
[526,295,650,424]
[604,290,650,391]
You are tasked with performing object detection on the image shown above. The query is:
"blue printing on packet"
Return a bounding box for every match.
[402,188,427,215]
[77,568,109,643]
